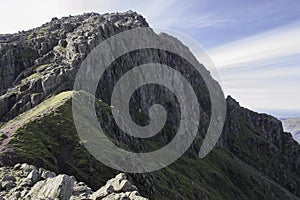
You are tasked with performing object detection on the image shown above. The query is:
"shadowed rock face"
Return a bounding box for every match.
[0,11,149,124]
[0,11,300,200]
[221,97,300,197]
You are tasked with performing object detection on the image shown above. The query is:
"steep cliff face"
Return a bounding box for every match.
[0,11,148,124]
[222,97,300,197]
[0,12,299,200]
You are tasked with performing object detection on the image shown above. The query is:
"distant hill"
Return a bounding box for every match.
[282,118,300,144]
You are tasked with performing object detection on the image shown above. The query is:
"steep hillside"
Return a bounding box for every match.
[0,12,299,200]
[1,91,299,199]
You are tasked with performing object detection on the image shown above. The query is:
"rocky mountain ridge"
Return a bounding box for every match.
[0,11,148,125]
[0,11,299,200]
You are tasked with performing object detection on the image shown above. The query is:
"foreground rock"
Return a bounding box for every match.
[0,163,147,200]
[91,173,147,200]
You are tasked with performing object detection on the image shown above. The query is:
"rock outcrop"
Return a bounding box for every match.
[0,11,148,124]
[0,163,147,200]
[90,173,147,200]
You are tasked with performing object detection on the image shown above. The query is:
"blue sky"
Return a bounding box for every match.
[0,0,299,118]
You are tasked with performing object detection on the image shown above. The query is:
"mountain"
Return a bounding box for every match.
[282,118,300,144]
[0,11,299,200]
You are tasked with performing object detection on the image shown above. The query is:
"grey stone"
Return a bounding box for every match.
[26,174,74,200]
[31,92,44,106]
[20,163,37,174]
[91,184,114,199]
[13,163,21,170]
[91,173,147,200]
[109,174,136,193]
[42,74,56,94]
[2,180,15,191]
[27,169,41,184]
[20,81,30,92]
[41,170,56,180]
[1,175,16,182]
[59,39,68,48]
[7,191,21,200]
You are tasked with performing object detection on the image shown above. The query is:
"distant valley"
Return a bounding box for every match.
[282,118,300,144]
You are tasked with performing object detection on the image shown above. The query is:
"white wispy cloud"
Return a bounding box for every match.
[206,22,300,116]
[152,15,235,29]
[0,0,234,33]
[208,21,300,69]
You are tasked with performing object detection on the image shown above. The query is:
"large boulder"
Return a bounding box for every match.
[26,174,74,200]
[91,173,147,200]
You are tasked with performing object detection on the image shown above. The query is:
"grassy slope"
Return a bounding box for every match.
[4,91,115,188]
[2,91,299,199]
